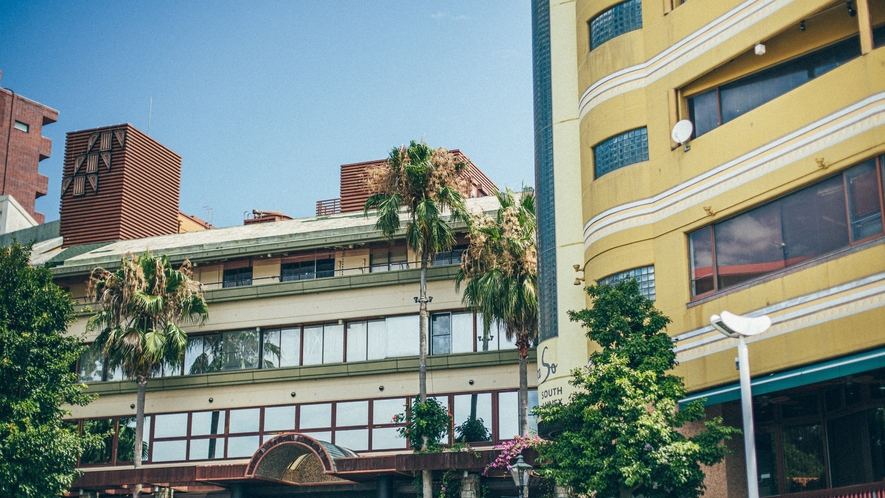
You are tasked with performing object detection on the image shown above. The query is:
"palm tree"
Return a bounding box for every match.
[364,140,470,497]
[457,188,538,435]
[87,252,208,497]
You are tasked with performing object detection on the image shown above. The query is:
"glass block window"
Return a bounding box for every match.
[593,127,649,178]
[589,0,643,50]
[599,265,656,301]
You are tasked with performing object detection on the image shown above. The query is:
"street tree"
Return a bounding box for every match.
[88,252,208,497]
[457,187,538,435]
[364,140,471,497]
[535,279,738,498]
[0,243,101,497]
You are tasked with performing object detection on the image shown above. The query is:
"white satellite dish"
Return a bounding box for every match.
[671,119,694,144]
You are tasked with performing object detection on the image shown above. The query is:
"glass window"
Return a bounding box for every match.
[337,401,368,427]
[221,329,260,371]
[367,319,387,360]
[783,424,826,492]
[335,429,368,451]
[117,416,150,464]
[498,391,519,440]
[756,432,779,497]
[191,410,225,436]
[528,389,539,434]
[227,435,260,458]
[154,413,188,438]
[453,394,492,443]
[386,315,419,357]
[281,258,335,281]
[373,398,407,425]
[451,312,474,353]
[346,321,368,362]
[264,406,296,432]
[152,440,187,463]
[186,334,222,374]
[372,427,407,450]
[301,430,332,443]
[599,266,656,301]
[589,0,642,50]
[434,246,466,266]
[189,437,224,460]
[593,127,648,178]
[13,120,29,133]
[431,313,452,355]
[223,267,252,288]
[229,408,260,433]
[689,158,885,297]
[303,325,324,366]
[300,403,332,430]
[80,419,115,464]
[323,324,344,364]
[78,346,105,382]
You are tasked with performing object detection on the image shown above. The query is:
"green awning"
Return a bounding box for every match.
[681,347,885,407]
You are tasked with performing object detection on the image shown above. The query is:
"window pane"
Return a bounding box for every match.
[589,0,642,49]
[846,159,883,241]
[303,326,323,365]
[756,432,779,496]
[316,258,335,278]
[192,410,225,436]
[386,315,419,357]
[152,440,187,462]
[301,430,332,443]
[528,389,539,434]
[81,419,115,464]
[477,314,498,351]
[498,391,519,440]
[300,403,332,429]
[372,427,407,450]
[280,327,300,367]
[337,401,368,427]
[453,394,492,443]
[689,228,714,296]
[323,324,344,364]
[335,429,368,451]
[189,437,224,460]
[227,435,260,458]
[783,424,825,493]
[714,201,783,289]
[264,405,296,432]
[187,334,222,374]
[229,408,260,433]
[78,347,104,382]
[688,89,719,138]
[222,329,260,370]
[262,329,281,368]
[347,321,368,362]
[155,413,188,438]
[431,313,451,355]
[367,320,387,360]
[781,174,848,262]
[451,313,474,354]
[373,398,407,425]
[117,416,150,463]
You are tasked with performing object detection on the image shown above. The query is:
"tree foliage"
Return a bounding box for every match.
[0,243,101,497]
[535,279,738,498]
[457,188,537,434]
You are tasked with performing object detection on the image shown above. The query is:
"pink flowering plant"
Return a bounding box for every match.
[483,434,546,475]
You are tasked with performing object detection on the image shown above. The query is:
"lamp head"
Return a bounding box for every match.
[509,453,533,487]
[710,311,771,338]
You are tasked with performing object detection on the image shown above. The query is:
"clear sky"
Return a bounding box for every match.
[0,2,534,228]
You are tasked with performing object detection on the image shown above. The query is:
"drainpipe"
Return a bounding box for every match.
[2,88,16,196]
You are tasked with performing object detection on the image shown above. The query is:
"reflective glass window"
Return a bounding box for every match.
[227,435,260,458]
[783,424,826,492]
[451,312,474,353]
[223,267,252,288]
[81,418,115,464]
[152,440,187,462]
[154,413,188,438]
[372,427,406,450]
[431,313,452,355]
[323,324,344,364]
[386,315,419,357]
[189,437,224,460]
[337,400,368,427]
[300,403,332,429]
[335,429,368,451]
[453,393,492,443]
[373,398,407,425]
[229,408,260,433]
[265,405,296,432]
[221,329,260,371]
[303,326,323,365]
[346,321,368,362]
[367,320,387,360]
[191,410,225,436]
[117,416,150,464]
[498,391,519,440]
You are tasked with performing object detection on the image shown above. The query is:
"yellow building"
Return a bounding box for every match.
[534,0,885,495]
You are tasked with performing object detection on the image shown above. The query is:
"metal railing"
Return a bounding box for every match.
[316,198,341,216]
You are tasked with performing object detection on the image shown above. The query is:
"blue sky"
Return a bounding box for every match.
[0,2,534,228]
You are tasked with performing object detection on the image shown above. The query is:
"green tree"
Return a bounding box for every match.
[457,188,538,435]
[0,243,101,497]
[88,252,208,496]
[535,279,738,498]
[364,140,470,497]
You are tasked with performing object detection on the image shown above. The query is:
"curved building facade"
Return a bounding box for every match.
[536,0,885,495]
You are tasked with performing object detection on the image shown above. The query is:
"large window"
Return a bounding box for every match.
[370,247,408,272]
[689,156,885,298]
[430,311,474,355]
[281,257,335,281]
[70,388,538,465]
[593,127,649,178]
[687,32,869,138]
[222,267,252,288]
[589,0,642,50]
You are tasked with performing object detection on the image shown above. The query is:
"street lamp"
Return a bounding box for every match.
[509,453,532,498]
[710,311,771,498]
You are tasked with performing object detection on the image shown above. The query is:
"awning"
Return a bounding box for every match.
[681,347,885,407]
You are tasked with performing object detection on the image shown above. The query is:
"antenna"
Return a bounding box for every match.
[671,119,694,152]
[148,97,153,136]
[202,205,214,225]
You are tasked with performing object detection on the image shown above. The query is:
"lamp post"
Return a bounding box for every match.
[710,311,771,498]
[509,453,532,498]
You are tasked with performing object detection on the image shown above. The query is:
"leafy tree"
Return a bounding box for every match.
[535,279,738,498]
[457,188,538,435]
[0,243,101,497]
[364,140,471,497]
[88,252,208,496]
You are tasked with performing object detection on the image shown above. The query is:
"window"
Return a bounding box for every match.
[223,267,252,288]
[434,246,466,266]
[430,311,474,355]
[689,156,885,298]
[370,247,408,272]
[688,34,862,138]
[593,127,648,178]
[13,120,28,133]
[476,314,518,351]
[281,258,335,281]
[303,323,344,365]
[589,0,642,50]
[599,266,656,301]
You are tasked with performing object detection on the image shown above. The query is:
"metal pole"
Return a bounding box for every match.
[738,335,760,498]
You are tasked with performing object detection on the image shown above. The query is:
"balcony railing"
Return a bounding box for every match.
[316,198,341,216]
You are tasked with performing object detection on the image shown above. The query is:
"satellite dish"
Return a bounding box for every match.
[671,119,694,144]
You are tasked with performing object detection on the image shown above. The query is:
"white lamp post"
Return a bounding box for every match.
[710,311,771,498]
[509,453,532,498]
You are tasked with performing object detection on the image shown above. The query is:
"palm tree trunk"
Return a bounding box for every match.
[517,336,529,436]
[419,256,432,498]
[133,376,147,498]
